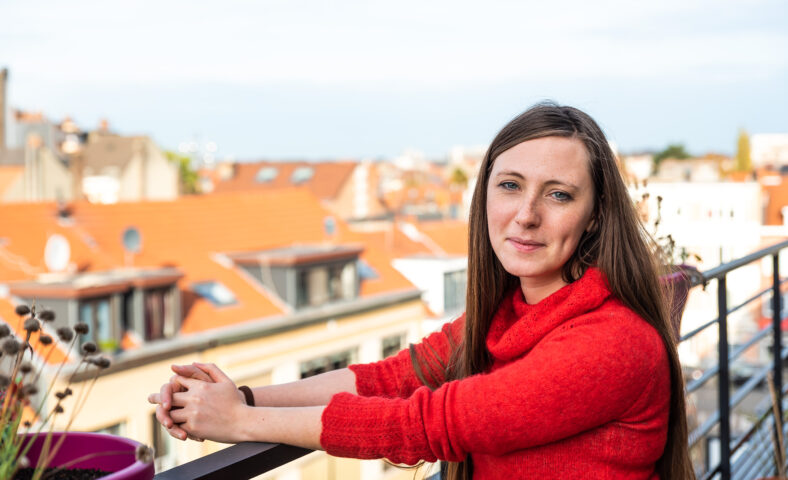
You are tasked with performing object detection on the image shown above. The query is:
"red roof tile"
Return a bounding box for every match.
[211,162,357,200]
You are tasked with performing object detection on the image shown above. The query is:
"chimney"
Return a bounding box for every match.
[0,68,7,152]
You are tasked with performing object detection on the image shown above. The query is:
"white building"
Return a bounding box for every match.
[751,133,788,168]
[638,181,763,366]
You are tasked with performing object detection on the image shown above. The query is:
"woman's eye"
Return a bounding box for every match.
[550,191,572,201]
[499,181,518,191]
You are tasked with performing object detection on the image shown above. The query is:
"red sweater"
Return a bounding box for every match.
[320,268,670,479]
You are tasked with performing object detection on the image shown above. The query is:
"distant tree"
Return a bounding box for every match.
[735,129,752,172]
[166,151,200,195]
[449,167,468,189]
[652,143,691,173]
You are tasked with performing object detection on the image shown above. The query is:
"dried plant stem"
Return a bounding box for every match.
[1,330,32,414]
[768,372,786,478]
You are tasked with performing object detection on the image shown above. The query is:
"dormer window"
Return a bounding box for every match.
[229,244,363,310]
[9,267,183,350]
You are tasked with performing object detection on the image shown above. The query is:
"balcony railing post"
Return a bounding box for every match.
[773,253,784,459]
[718,275,731,480]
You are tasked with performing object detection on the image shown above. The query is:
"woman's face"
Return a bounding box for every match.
[486,136,596,302]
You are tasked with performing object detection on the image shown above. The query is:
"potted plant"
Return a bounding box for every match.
[634,185,704,338]
[0,304,154,479]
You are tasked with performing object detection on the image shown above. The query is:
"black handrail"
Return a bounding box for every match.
[680,238,788,479]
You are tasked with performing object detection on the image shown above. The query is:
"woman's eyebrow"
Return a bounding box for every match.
[493,171,579,190]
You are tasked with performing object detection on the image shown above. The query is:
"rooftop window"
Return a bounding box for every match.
[192,281,237,307]
[255,167,278,183]
[291,166,314,184]
[357,259,379,280]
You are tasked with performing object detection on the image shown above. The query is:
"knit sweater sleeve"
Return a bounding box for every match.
[349,315,464,398]
[320,310,669,464]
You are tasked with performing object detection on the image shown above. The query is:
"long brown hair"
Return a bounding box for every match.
[413,102,694,480]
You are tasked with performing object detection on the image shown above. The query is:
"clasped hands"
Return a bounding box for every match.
[147,362,250,444]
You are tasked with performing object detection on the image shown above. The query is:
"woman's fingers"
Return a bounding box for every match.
[156,404,176,429]
[192,362,233,384]
[172,363,213,382]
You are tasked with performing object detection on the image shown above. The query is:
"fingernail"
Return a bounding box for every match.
[163,402,169,409]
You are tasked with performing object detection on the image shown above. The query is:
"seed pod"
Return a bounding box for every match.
[135,444,154,464]
[64,387,73,396]
[39,334,53,345]
[81,342,98,354]
[14,305,31,316]
[92,356,111,369]
[23,421,31,428]
[55,391,66,399]
[74,322,89,335]
[0,324,10,338]
[22,384,38,396]
[19,362,33,374]
[2,338,20,355]
[38,310,56,322]
[23,318,40,332]
[57,327,74,342]
[53,404,64,414]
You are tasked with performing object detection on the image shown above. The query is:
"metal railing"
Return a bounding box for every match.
[155,239,788,480]
[682,239,788,480]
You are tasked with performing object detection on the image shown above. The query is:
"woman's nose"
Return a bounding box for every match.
[514,197,540,228]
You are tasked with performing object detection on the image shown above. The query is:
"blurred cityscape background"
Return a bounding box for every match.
[0,1,787,478]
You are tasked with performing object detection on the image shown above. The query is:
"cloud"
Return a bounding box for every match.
[1,0,785,88]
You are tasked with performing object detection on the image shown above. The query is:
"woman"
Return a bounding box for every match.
[149,103,694,479]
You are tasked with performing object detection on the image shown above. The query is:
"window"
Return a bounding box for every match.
[296,263,357,309]
[255,167,278,183]
[300,349,356,379]
[192,281,237,307]
[151,413,176,471]
[94,422,125,436]
[78,297,117,351]
[382,334,405,359]
[357,259,379,280]
[144,288,175,341]
[444,269,467,313]
[291,166,314,184]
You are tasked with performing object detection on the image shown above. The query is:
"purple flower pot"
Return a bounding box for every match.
[21,432,154,479]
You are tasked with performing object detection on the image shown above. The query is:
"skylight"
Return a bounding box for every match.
[192,281,237,307]
[291,166,314,184]
[255,167,278,183]
[357,259,379,280]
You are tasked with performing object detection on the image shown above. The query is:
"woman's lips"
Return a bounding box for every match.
[507,238,545,252]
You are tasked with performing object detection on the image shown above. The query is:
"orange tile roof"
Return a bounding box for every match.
[0,189,417,337]
[211,161,357,200]
[418,220,469,256]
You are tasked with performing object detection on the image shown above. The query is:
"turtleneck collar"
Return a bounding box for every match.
[486,267,612,363]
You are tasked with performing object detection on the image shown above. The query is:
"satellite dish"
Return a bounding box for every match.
[323,216,336,236]
[122,227,142,254]
[44,234,71,272]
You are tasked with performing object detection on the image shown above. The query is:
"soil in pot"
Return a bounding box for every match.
[13,467,111,480]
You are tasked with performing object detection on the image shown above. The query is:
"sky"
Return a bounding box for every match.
[1,0,786,161]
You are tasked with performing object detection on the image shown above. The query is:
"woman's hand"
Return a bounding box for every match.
[168,363,251,444]
[147,363,215,441]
